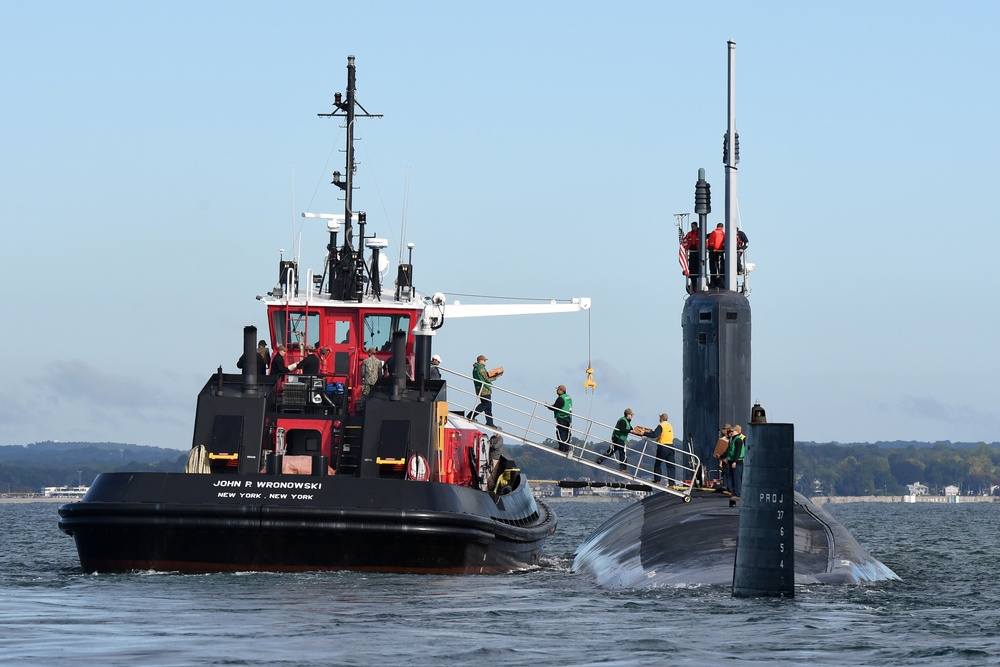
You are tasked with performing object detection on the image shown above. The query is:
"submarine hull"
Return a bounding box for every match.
[572,490,898,588]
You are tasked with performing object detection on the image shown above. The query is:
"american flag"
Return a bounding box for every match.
[678,244,689,276]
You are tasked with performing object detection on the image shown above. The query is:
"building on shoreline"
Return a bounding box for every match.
[41,485,89,499]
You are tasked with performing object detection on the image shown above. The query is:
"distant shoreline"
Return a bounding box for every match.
[812,495,998,504]
[0,496,68,504]
[542,495,636,503]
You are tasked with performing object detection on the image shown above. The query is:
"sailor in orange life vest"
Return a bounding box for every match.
[641,413,675,485]
[706,222,725,288]
[681,221,700,290]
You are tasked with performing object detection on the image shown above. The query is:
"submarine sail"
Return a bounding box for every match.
[572,41,898,590]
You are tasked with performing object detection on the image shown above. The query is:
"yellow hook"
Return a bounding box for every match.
[584,367,596,393]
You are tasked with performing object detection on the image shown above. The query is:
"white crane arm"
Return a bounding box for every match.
[416,295,590,333]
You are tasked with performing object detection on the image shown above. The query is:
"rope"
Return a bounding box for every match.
[298,128,343,248]
[584,307,595,421]
[588,307,592,369]
[358,136,400,252]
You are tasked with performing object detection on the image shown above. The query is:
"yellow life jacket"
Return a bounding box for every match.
[655,421,673,444]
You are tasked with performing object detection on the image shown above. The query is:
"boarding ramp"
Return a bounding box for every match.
[438,367,701,501]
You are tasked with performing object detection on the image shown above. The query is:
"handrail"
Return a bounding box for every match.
[282,267,296,300]
[439,367,700,500]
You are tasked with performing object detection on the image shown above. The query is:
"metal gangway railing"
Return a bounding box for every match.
[438,367,701,501]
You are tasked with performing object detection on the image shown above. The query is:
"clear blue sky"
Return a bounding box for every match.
[2,1,997,449]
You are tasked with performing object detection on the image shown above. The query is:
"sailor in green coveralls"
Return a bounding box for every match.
[724,424,747,499]
[547,385,573,452]
[597,408,639,473]
[469,354,498,427]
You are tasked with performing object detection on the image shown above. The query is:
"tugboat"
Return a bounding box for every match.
[59,56,584,574]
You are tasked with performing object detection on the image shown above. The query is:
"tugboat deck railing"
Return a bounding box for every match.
[438,368,700,500]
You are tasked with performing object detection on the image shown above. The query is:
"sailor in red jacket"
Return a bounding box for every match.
[706,223,725,287]
[681,222,701,290]
[736,228,749,275]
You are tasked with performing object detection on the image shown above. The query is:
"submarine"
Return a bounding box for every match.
[571,41,899,593]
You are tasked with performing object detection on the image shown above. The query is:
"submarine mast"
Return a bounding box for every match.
[681,40,751,483]
[723,40,739,292]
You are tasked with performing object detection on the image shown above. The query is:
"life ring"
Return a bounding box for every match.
[407,453,430,482]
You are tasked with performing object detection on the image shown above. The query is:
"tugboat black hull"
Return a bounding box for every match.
[59,472,555,574]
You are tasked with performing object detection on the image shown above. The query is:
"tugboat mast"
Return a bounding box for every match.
[343,55,357,252]
[318,55,383,302]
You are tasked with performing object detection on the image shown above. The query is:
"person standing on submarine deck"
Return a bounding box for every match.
[724,424,746,498]
[707,222,725,288]
[681,221,701,292]
[643,413,674,485]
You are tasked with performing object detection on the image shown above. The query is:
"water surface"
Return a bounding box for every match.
[2,499,996,666]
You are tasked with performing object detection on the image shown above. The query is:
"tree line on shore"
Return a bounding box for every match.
[795,441,1000,496]
[0,441,185,494]
[4,439,999,497]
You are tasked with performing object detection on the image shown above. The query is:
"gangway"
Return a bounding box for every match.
[437,367,701,501]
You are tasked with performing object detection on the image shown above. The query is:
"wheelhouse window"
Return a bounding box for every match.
[272,311,321,350]
[364,313,411,352]
[333,318,352,346]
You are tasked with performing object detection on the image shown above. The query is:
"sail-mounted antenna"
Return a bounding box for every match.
[723,40,739,292]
